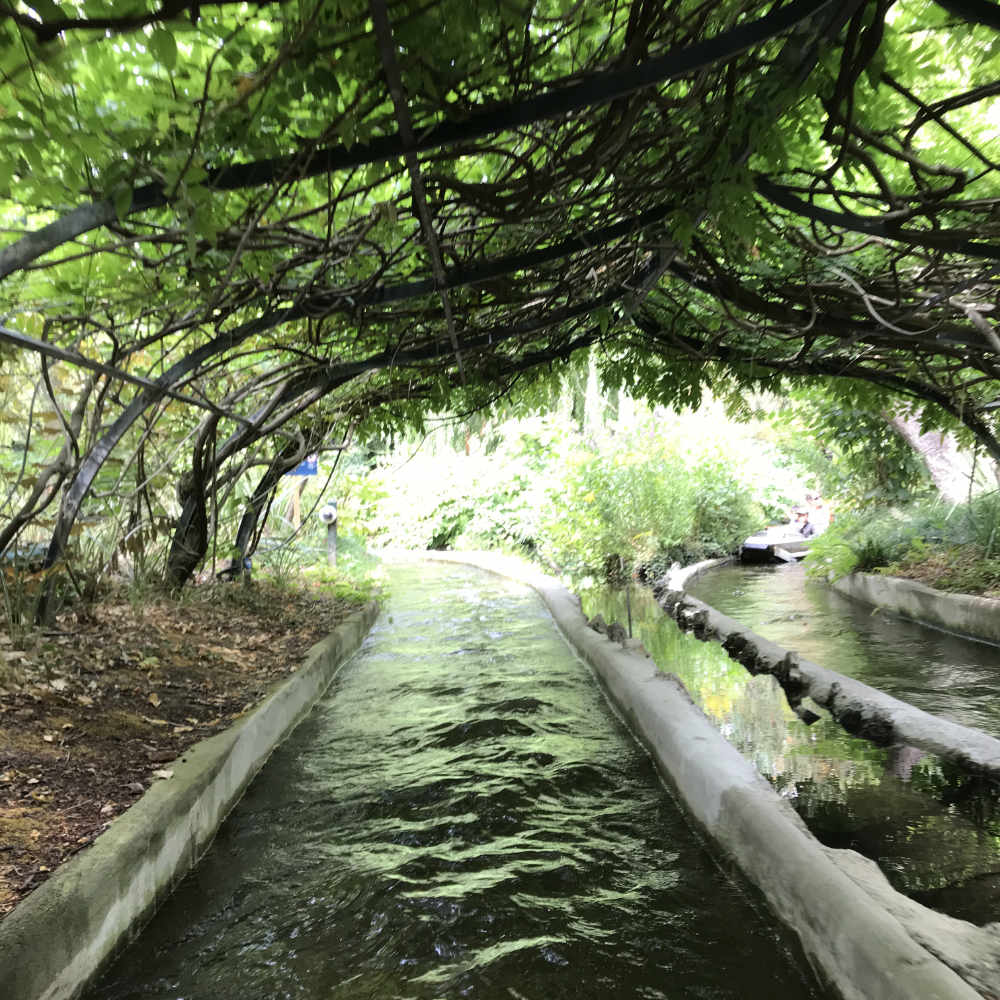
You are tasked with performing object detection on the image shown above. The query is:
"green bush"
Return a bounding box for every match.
[354,416,560,554]
[351,406,793,580]
[768,387,933,510]
[690,455,763,557]
[539,431,762,578]
[539,447,696,577]
[806,491,1000,591]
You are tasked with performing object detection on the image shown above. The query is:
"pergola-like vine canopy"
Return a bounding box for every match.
[1,0,999,586]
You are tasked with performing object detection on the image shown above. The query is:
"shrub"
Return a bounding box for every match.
[806,491,1000,593]
[539,431,762,578]
[539,445,698,577]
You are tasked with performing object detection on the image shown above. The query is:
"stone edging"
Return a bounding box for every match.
[832,572,1000,647]
[0,600,378,1000]
[655,575,1000,781]
[427,551,998,1000]
[665,555,732,590]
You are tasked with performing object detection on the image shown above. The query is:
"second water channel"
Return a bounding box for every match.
[587,561,1000,927]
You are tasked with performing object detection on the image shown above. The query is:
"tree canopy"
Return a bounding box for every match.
[1,0,999,589]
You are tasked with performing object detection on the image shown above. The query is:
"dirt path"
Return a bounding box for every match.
[0,580,367,917]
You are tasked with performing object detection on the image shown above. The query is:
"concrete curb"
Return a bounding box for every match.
[832,572,1000,647]
[655,584,1000,780]
[427,551,997,1000]
[665,555,732,590]
[0,600,378,1000]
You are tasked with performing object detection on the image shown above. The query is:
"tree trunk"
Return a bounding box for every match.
[888,412,975,503]
[234,445,304,561]
[164,419,218,589]
[165,490,208,589]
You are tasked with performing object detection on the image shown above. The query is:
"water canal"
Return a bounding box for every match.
[691,562,1000,738]
[86,562,821,1000]
[585,562,1000,926]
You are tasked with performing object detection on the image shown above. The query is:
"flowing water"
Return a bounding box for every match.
[691,562,1000,738]
[86,562,822,1000]
[584,563,1000,925]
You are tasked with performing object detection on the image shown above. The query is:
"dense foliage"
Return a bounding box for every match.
[1,0,999,606]
[767,384,934,508]
[541,431,763,577]
[807,490,1000,593]
[350,399,808,580]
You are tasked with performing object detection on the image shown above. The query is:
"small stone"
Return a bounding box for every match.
[606,622,628,644]
[795,706,821,726]
[588,614,608,634]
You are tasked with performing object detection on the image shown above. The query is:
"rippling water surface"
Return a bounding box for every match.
[87,562,820,1000]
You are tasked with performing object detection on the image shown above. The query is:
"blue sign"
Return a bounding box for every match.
[288,453,318,476]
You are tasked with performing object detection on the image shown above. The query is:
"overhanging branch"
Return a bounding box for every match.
[0,0,831,280]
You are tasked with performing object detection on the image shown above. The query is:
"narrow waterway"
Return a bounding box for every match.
[86,562,821,1000]
[584,563,1000,925]
[691,562,1000,737]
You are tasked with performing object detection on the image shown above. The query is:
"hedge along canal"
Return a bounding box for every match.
[84,560,824,1000]
[595,559,1000,928]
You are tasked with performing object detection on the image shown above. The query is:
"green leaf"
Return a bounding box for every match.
[31,0,65,20]
[113,185,133,221]
[148,29,178,70]
[596,307,610,336]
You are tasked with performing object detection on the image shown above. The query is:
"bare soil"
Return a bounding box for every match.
[0,580,367,918]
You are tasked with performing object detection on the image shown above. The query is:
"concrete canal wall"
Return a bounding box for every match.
[430,551,998,1000]
[832,572,1000,647]
[0,602,378,1000]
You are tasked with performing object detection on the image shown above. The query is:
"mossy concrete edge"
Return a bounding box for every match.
[832,572,1000,647]
[428,551,989,1000]
[661,569,1000,779]
[665,555,732,590]
[0,599,378,1000]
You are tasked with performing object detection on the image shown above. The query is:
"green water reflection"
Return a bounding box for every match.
[581,582,1000,924]
[693,563,1000,736]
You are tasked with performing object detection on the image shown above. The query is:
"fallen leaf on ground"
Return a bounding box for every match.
[0,580,363,919]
